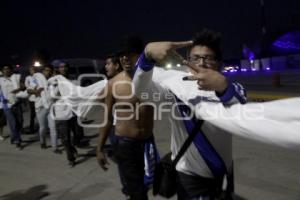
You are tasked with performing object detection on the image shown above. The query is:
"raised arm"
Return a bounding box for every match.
[133,52,171,103]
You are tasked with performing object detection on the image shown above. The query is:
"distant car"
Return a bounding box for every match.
[63,58,105,86]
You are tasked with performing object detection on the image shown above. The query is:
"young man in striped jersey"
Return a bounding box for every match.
[133,29,247,200]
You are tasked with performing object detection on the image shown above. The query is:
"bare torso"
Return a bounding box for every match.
[110,71,154,140]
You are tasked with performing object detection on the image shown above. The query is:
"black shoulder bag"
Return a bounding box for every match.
[153,120,204,198]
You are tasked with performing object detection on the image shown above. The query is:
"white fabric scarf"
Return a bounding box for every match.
[41,70,300,150]
[150,68,300,150]
[48,75,107,117]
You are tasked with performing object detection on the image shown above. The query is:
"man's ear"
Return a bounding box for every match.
[116,64,120,71]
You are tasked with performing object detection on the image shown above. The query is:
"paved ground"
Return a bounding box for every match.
[0,102,300,200]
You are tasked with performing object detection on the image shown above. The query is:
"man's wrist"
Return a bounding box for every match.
[144,45,151,60]
[216,78,228,93]
[136,51,156,72]
[216,81,235,103]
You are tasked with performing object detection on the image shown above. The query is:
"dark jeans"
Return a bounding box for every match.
[29,101,36,133]
[108,128,127,195]
[55,116,82,162]
[114,136,149,200]
[0,109,7,127]
[3,103,23,143]
[108,127,116,146]
[72,117,85,145]
[176,171,234,200]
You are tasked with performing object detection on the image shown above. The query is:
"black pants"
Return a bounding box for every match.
[114,136,148,200]
[72,117,85,145]
[4,103,23,143]
[176,172,221,200]
[55,116,82,162]
[12,103,23,133]
[29,101,36,133]
[0,109,7,127]
[176,171,234,200]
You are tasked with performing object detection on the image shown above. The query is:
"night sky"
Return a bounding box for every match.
[1,0,300,65]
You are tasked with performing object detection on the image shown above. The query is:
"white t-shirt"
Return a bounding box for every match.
[133,67,246,178]
[0,74,21,108]
[25,75,37,102]
[33,73,52,111]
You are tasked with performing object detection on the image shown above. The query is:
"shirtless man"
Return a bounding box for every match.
[97,36,157,200]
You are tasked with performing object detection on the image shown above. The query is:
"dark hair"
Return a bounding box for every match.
[118,35,144,55]
[1,64,13,71]
[191,29,222,61]
[59,61,69,68]
[105,53,122,72]
[51,59,69,69]
[106,53,120,64]
[43,64,54,71]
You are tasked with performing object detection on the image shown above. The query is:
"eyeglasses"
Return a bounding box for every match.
[188,55,218,65]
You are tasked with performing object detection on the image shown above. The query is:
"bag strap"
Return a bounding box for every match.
[172,119,204,167]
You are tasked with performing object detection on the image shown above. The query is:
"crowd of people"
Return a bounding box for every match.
[96,30,247,200]
[0,29,241,200]
[1,28,299,200]
[0,61,88,165]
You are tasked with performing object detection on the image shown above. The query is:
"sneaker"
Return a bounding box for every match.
[16,143,22,150]
[71,147,78,158]
[0,136,4,141]
[68,160,76,168]
[53,149,62,154]
[40,143,47,149]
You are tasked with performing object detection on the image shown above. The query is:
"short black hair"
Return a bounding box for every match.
[1,64,13,71]
[106,53,121,65]
[105,53,123,72]
[43,64,54,71]
[51,60,69,69]
[118,35,144,55]
[59,61,70,68]
[191,29,222,61]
